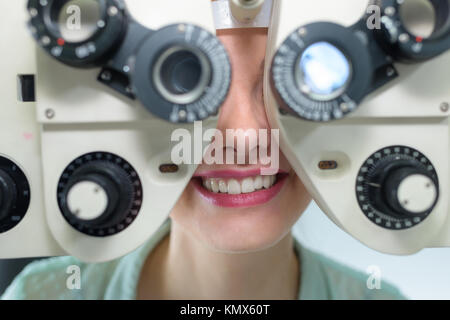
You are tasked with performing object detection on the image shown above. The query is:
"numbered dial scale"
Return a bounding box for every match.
[57,152,143,237]
[0,157,31,233]
[356,146,439,230]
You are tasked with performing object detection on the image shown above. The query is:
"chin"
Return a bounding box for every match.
[198,213,295,253]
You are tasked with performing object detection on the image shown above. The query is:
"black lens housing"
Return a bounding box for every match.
[372,0,450,62]
[271,22,374,122]
[27,0,128,68]
[0,157,31,234]
[356,146,439,230]
[132,24,231,123]
[271,1,449,122]
[57,152,143,237]
[27,1,232,123]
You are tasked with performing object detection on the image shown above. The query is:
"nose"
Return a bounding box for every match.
[215,29,271,160]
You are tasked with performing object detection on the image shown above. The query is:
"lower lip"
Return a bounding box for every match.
[192,175,288,208]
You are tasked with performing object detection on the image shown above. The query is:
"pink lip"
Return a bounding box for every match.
[192,173,288,208]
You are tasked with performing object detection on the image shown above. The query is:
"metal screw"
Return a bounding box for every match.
[298,28,307,37]
[399,33,410,43]
[340,103,349,112]
[108,6,118,16]
[45,109,55,119]
[97,20,106,28]
[29,8,38,17]
[384,6,396,16]
[386,67,395,77]
[179,110,187,119]
[41,36,51,46]
[100,70,112,82]
[440,102,449,112]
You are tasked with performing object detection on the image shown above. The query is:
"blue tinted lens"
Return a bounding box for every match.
[298,42,351,99]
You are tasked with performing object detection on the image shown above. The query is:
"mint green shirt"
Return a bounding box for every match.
[1,220,405,300]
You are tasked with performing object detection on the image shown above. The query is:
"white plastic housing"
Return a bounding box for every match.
[36,0,220,262]
[264,0,450,254]
[0,1,64,258]
[0,0,221,262]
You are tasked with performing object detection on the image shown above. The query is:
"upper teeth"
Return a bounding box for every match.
[202,175,277,194]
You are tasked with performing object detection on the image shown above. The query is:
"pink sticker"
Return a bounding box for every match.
[23,133,33,140]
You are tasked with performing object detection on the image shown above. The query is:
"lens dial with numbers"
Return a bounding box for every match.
[271,22,372,122]
[372,0,450,62]
[27,0,128,67]
[57,152,143,237]
[356,146,439,230]
[0,157,31,233]
[132,24,231,123]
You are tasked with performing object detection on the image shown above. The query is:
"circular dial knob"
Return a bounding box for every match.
[356,146,439,230]
[66,181,109,221]
[132,24,231,123]
[27,0,128,68]
[384,168,438,216]
[270,22,373,122]
[0,170,17,221]
[57,152,143,237]
[0,157,31,233]
[372,0,450,62]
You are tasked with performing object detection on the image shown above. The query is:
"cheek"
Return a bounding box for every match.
[169,174,312,253]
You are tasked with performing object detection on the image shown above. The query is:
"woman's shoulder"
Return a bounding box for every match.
[1,256,121,300]
[296,242,406,300]
[2,220,171,300]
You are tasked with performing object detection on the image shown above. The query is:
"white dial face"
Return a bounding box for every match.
[67,181,108,221]
[397,174,437,214]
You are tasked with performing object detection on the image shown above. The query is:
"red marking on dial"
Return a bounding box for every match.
[416,36,423,43]
[57,38,65,46]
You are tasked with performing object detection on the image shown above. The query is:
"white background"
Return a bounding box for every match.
[293,201,450,300]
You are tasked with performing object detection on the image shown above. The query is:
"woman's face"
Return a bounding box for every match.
[170,28,312,252]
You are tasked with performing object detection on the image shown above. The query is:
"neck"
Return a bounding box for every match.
[137,220,300,300]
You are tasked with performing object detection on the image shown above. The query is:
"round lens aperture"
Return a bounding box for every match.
[400,0,436,38]
[399,0,450,40]
[132,24,231,123]
[271,22,373,122]
[297,42,352,102]
[27,0,127,68]
[163,51,202,94]
[153,46,212,106]
[55,0,101,43]
[374,0,450,61]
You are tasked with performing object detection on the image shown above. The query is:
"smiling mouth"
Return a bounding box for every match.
[201,174,278,195]
[192,172,288,208]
